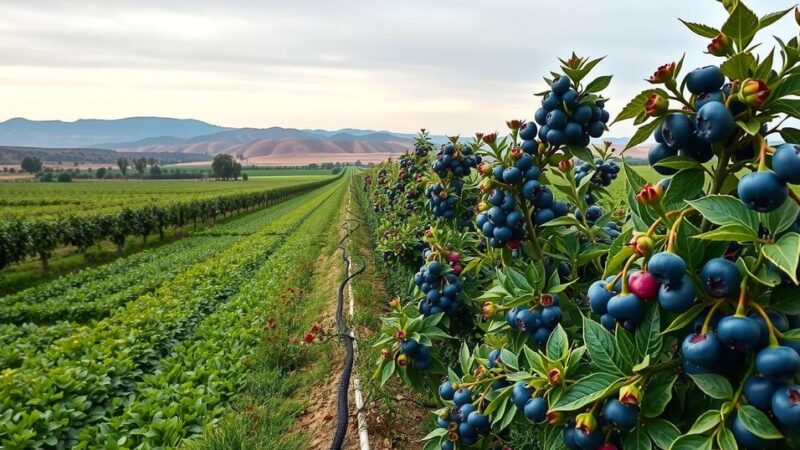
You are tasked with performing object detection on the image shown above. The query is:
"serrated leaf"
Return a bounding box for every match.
[583,315,628,376]
[500,347,519,370]
[738,404,784,439]
[663,168,705,210]
[762,232,800,284]
[550,372,624,412]
[689,373,733,400]
[614,89,660,124]
[547,324,569,360]
[616,326,638,368]
[720,1,760,49]
[679,19,720,38]
[687,195,759,232]
[720,52,757,82]
[760,7,794,29]
[636,304,663,359]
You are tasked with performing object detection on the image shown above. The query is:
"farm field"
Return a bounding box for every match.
[0,175,333,219]
[0,174,351,448]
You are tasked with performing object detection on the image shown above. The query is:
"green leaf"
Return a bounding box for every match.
[585,75,613,93]
[693,223,759,242]
[624,426,652,450]
[770,284,800,314]
[738,404,784,439]
[760,7,795,29]
[720,52,757,82]
[524,346,548,377]
[669,434,713,450]
[675,220,705,271]
[760,197,800,236]
[642,372,677,418]
[717,424,738,450]
[550,372,624,412]
[736,117,763,136]
[459,342,471,375]
[679,19,720,38]
[484,386,512,416]
[663,168,705,212]
[614,90,663,124]
[500,348,519,370]
[720,1,760,49]
[636,304,663,359]
[626,118,664,151]
[689,373,733,400]
[780,127,800,144]
[771,75,800,102]
[769,98,800,117]
[616,326,639,368]
[762,232,800,284]
[540,216,583,228]
[547,324,569,360]
[655,156,705,172]
[604,228,635,278]
[583,315,628,376]
[687,195,759,232]
[380,360,396,385]
[662,303,706,334]
[648,419,681,449]
[422,427,449,441]
[688,410,721,434]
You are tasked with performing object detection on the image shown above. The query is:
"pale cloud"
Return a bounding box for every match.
[0,0,796,137]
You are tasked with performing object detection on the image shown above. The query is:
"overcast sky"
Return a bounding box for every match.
[0,0,796,136]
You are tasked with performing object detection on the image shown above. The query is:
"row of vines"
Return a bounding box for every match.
[0,173,341,272]
[358,2,800,449]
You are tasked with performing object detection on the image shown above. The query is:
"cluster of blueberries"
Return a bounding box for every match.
[575,159,620,189]
[414,260,465,317]
[397,337,433,370]
[534,75,610,147]
[648,66,731,173]
[504,294,563,346]
[476,190,527,249]
[425,180,464,219]
[588,254,734,332]
[433,143,481,179]
[437,382,493,448]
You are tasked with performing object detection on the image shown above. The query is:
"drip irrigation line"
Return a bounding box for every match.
[330,196,368,450]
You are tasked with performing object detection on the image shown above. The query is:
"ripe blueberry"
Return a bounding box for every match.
[662,113,695,149]
[534,208,556,225]
[552,76,571,95]
[701,258,741,297]
[681,332,723,367]
[686,66,725,95]
[515,308,538,331]
[607,293,645,322]
[588,280,614,314]
[439,381,456,401]
[744,376,782,411]
[524,397,548,423]
[755,346,800,380]
[453,388,472,407]
[695,101,734,143]
[519,121,538,140]
[717,315,761,352]
[648,252,686,285]
[602,399,638,431]
[466,411,490,434]
[401,339,419,357]
[695,90,724,109]
[547,109,567,129]
[503,167,522,184]
[773,143,800,184]
[658,276,696,313]
[511,381,533,409]
[772,385,800,426]
[541,306,562,328]
[738,171,788,213]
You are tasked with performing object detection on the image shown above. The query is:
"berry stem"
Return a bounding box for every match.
[646,209,687,237]
[619,253,638,295]
[734,280,748,316]
[756,135,769,172]
[520,197,545,260]
[665,212,686,253]
[702,299,725,334]
[605,271,623,292]
[747,301,780,347]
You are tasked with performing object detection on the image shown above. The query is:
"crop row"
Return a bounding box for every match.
[0,174,341,272]
[0,183,340,327]
[75,176,346,448]
[0,179,345,449]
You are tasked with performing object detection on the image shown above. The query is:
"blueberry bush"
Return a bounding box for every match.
[358,2,800,449]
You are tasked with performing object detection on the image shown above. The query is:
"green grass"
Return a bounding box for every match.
[161,165,336,177]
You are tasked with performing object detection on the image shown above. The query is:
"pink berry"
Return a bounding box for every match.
[449,252,461,264]
[628,270,659,301]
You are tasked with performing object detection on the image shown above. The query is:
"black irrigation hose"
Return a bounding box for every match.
[330,205,366,450]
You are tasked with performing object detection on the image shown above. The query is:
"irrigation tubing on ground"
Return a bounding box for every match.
[330,207,366,450]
